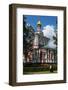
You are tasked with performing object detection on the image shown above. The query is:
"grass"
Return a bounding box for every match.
[23,70,57,75]
[23,63,57,75]
[23,66,57,75]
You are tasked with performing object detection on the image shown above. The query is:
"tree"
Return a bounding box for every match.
[23,16,34,60]
[53,31,57,45]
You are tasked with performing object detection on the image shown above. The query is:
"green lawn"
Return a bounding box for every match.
[23,63,57,75]
[23,70,57,75]
[23,66,57,75]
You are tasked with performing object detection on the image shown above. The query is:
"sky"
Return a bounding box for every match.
[23,15,57,32]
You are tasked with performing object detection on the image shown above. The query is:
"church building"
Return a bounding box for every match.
[24,20,57,64]
[33,19,57,64]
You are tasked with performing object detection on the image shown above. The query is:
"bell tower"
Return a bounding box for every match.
[37,17,41,32]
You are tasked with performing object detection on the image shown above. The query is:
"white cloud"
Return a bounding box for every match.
[47,39,56,49]
[42,25,57,49]
[42,25,56,39]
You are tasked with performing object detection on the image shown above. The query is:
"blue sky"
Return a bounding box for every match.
[23,15,57,32]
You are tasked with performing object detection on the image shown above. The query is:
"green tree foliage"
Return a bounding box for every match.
[53,31,57,45]
[23,16,34,57]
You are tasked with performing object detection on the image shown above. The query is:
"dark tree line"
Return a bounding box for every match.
[23,16,34,59]
[53,31,57,45]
